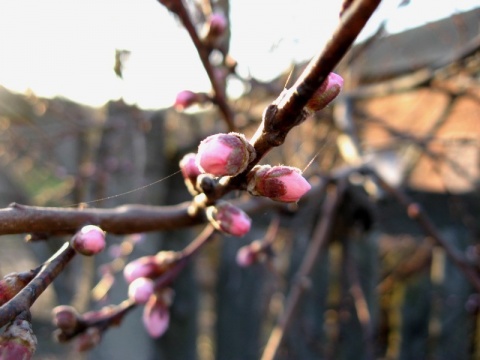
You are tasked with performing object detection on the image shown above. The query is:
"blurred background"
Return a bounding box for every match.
[0,0,479,359]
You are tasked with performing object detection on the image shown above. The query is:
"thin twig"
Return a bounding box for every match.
[181,224,216,258]
[346,249,375,360]
[248,0,382,160]
[56,299,137,342]
[159,0,235,131]
[261,182,346,360]
[209,0,382,202]
[369,170,480,293]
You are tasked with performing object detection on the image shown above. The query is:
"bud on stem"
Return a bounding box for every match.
[71,225,106,256]
[196,133,255,177]
[0,318,37,360]
[305,72,343,113]
[206,202,251,237]
[247,165,311,203]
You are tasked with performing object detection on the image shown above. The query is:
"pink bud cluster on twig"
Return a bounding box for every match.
[52,301,135,351]
[178,129,320,236]
[124,251,180,338]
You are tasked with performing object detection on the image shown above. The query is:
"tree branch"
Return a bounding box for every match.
[0,242,76,327]
[159,0,235,131]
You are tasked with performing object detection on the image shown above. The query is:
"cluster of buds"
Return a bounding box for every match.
[178,132,313,237]
[52,305,101,352]
[124,252,178,338]
[127,278,173,338]
[70,225,106,256]
[52,304,134,351]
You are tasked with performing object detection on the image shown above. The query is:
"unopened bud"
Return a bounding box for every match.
[179,153,202,195]
[123,252,178,284]
[124,256,159,284]
[142,295,170,338]
[52,306,79,333]
[71,225,106,256]
[207,13,227,37]
[305,72,343,113]
[174,91,208,111]
[196,133,255,177]
[236,241,263,267]
[0,319,37,360]
[128,278,155,304]
[0,273,33,306]
[202,13,228,48]
[206,202,251,237]
[247,165,311,203]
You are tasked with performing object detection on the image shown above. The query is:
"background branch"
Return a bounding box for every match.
[261,181,346,360]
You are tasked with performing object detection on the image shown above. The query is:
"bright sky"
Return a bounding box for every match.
[0,0,477,109]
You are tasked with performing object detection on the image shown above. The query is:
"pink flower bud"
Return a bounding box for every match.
[52,305,80,333]
[179,153,202,195]
[123,252,178,284]
[247,165,311,203]
[142,295,170,338]
[305,72,343,113]
[202,13,228,48]
[0,319,37,360]
[196,133,255,177]
[123,256,160,284]
[236,241,263,267]
[206,202,251,237]
[71,225,106,256]
[128,277,155,304]
[207,13,227,37]
[174,90,200,111]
